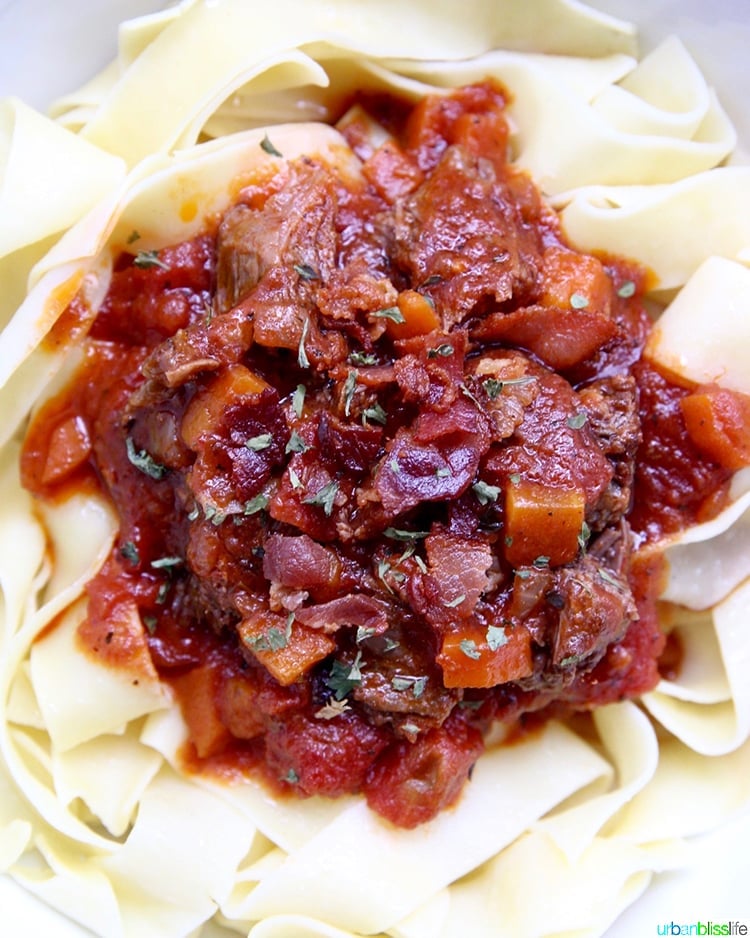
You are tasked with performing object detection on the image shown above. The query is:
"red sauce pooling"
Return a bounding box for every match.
[21,83,749,827]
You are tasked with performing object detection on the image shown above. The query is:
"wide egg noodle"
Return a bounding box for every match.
[76,0,636,167]
[237,722,612,934]
[0,1,749,936]
[643,578,750,757]
[140,705,356,855]
[0,122,357,453]
[0,98,125,261]
[557,171,750,291]
[95,767,257,938]
[385,36,734,195]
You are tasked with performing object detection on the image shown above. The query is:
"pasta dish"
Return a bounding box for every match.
[1,1,750,936]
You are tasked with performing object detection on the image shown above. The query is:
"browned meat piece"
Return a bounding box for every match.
[215,161,338,313]
[348,622,461,737]
[486,361,615,517]
[550,554,637,667]
[579,375,642,530]
[391,145,543,327]
[136,304,255,395]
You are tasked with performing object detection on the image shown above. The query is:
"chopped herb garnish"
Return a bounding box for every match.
[285,430,308,454]
[126,437,167,480]
[372,306,405,324]
[377,558,394,593]
[348,351,378,366]
[559,654,582,668]
[391,675,427,698]
[509,472,521,486]
[343,369,358,417]
[578,521,591,552]
[126,230,141,245]
[326,653,364,700]
[356,625,378,644]
[443,594,466,608]
[435,466,452,479]
[398,544,416,564]
[156,581,171,605]
[472,480,501,505]
[482,375,534,400]
[483,377,504,400]
[150,556,183,570]
[303,480,339,515]
[245,433,273,451]
[427,344,454,359]
[283,768,300,784]
[288,466,303,489]
[414,554,428,574]
[486,624,509,651]
[244,616,292,653]
[421,274,443,287]
[459,638,481,660]
[533,555,550,569]
[460,382,481,407]
[203,504,227,526]
[362,402,387,426]
[617,280,636,299]
[401,722,420,736]
[389,457,401,474]
[570,292,589,309]
[567,412,588,430]
[384,527,430,541]
[315,698,351,719]
[142,615,158,634]
[120,541,140,566]
[297,317,310,369]
[292,383,306,418]
[516,569,532,580]
[260,133,283,158]
[187,506,201,522]
[294,263,319,281]
[244,493,269,515]
[459,699,484,711]
[133,249,170,271]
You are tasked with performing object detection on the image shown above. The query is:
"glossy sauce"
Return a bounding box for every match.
[21,83,749,827]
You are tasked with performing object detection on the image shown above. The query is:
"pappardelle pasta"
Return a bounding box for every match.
[1,2,750,937]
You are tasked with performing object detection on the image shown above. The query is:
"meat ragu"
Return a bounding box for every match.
[21,83,750,828]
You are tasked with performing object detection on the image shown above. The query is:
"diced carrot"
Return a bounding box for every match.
[681,385,750,471]
[239,612,335,686]
[181,363,269,448]
[386,289,441,339]
[539,245,613,318]
[172,664,231,759]
[438,621,533,688]
[41,415,91,485]
[504,481,585,567]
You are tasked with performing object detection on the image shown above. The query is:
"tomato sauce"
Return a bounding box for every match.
[21,83,750,828]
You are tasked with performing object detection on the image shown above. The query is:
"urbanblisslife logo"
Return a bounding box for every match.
[656,924,749,936]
